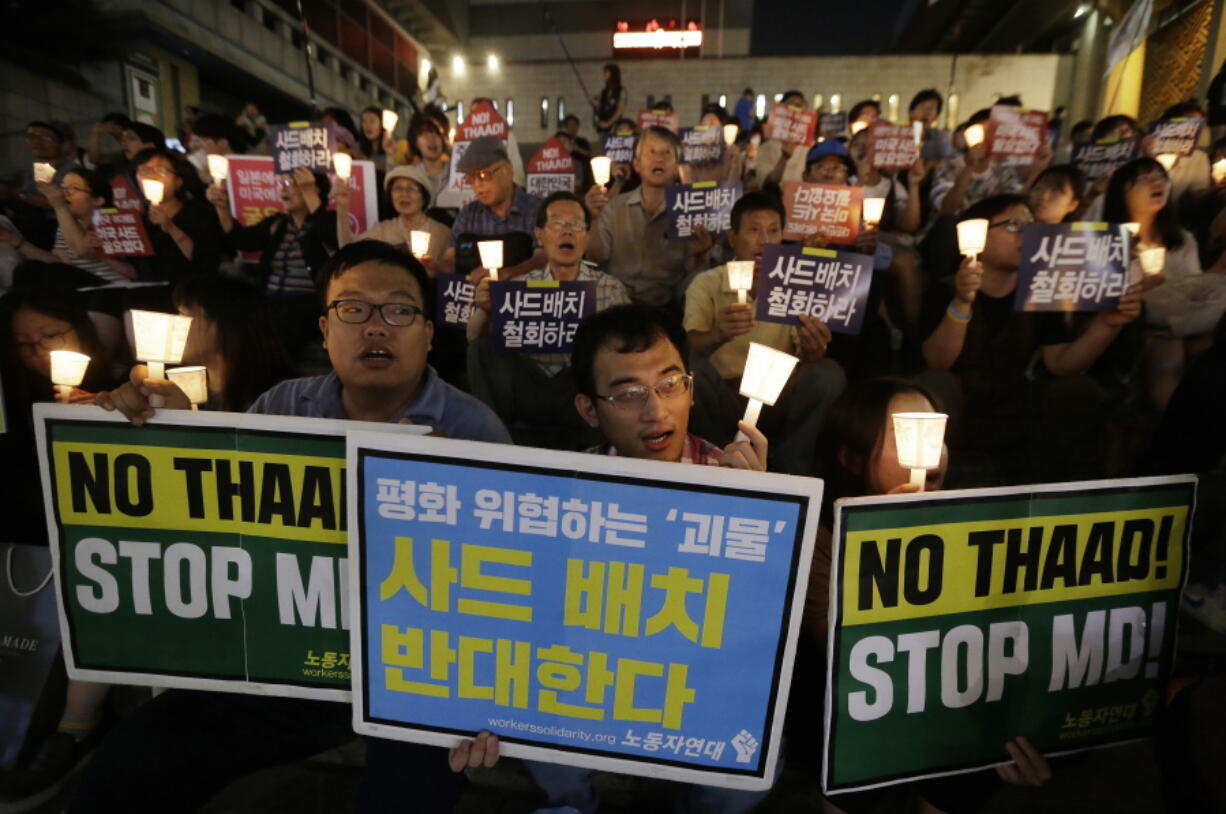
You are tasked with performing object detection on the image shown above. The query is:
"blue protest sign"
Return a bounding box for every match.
[1015,222,1130,313]
[602,132,636,164]
[679,126,724,166]
[755,243,874,334]
[1148,118,1204,158]
[347,433,822,790]
[665,180,743,240]
[490,279,596,353]
[269,121,338,174]
[1072,139,1140,181]
[435,271,476,328]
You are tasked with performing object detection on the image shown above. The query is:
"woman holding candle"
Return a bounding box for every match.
[404,112,452,207]
[334,165,450,271]
[131,147,226,284]
[356,106,397,172]
[1103,157,1226,409]
[806,378,1053,814]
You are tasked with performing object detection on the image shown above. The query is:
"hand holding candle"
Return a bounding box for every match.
[33,162,56,184]
[50,350,90,401]
[739,342,799,428]
[382,109,399,134]
[129,309,193,380]
[850,121,868,136]
[892,411,947,491]
[140,178,164,206]
[410,230,431,257]
[1138,246,1166,275]
[722,124,738,147]
[167,365,208,410]
[963,123,986,148]
[727,261,755,304]
[862,197,886,228]
[912,120,925,147]
[478,240,503,281]
[206,155,229,185]
[956,218,989,260]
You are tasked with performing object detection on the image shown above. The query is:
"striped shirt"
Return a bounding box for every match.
[54,227,129,284]
[449,187,542,246]
[266,220,315,297]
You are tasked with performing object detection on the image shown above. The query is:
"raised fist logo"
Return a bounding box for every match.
[730,730,759,764]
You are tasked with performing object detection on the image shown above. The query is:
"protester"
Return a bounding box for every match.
[357,105,396,171]
[584,125,711,314]
[466,190,628,447]
[747,89,809,192]
[85,112,131,169]
[130,147,226,283]
[235,101,269,152]
[683,191,846,473]
[16,121,81,249]
[208,165,336,360]
[192,112,247,157]
[336,164,450,266]
[931,107,1053,215]
[848,99,880,132]
[1157,101,1211,207]
[909,88,951,160]
[1028,164,1084,224]
[74,241,510,814]
[403,110,452,207]
[734,87,756,133]
[920,194,1155,483]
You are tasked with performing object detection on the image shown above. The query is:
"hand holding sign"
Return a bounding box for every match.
[95,364,193,426]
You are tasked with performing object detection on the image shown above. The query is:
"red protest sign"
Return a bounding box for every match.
[325,160,378,236]
[109,175,143,212]
[988,106,1049,166]
[92,208,153,256]
[764,103,817,147]
[867,123,920,170]
[526,137,576,197]
[226,155,284,226]
[781,182,863,243]
[458,101,508,141]
[636,109,681,133]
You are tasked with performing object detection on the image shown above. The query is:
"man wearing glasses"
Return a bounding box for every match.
[442,135,547,282]
[514,303,772,812]
[83,240,509,813]
[466,190,629,446]
[18,121,81,247]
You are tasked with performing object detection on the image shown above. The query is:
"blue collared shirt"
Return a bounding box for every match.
[448,186,542,246]
[248,366,512,444]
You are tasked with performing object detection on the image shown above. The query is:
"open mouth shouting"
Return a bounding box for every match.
[640,426,675,453]
[358,345,396,368]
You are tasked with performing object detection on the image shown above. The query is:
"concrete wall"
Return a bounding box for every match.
[441,52,1074,145]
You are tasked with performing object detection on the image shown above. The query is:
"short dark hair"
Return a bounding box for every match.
[132,147,206,202]
[731,190,785,232]
[1161,100,1205,120]
[959,193,1029,224]
[562,114,580,127]
[317,240,433,319]
[996,95,1023,107]
[26,121,64,142]
[908,89,943,115]
[743,87,754,96]
[1030,164,1085,203]
[781,90,805,106]
[192,113,247,153]
[102,111,131,127]
[571,305,689,398]
[535,190,591,229]
[634,125,682,162]
[63,167,113,206]
[849,100,880,123]
[124,122,165,149]
[1071,120,1094,137]
[1092,114,1139,142]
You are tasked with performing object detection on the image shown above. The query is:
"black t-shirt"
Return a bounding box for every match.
[921,276,1072,412]
[134,198,226,284]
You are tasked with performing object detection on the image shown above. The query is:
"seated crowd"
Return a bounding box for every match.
[2,88,1225,812]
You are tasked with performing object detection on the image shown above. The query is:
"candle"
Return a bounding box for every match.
[850,121,868,136]
[167,366,208,410]
[332,152,352,181]
[956,218,989,258]
[410,230,431,257]
[1155,153,1177,172]
[382,109,399,133]
[722,123,738,146]
[129,309,193,380]
[963,123,985,148]
[891,411,947,491]
[206,154,229,183]
[862,197,886,227]
[1123,222,1140,237]
[727,261,755,304]
[1213,159,1226,184]
[33,162,56,184]
[140,178,164,205]
[590,156,612,186]
[1138,246,1166,275]
[50,350,90,400]
[478,240,503,274]
[739,342,799,427]
[912,120,925,147]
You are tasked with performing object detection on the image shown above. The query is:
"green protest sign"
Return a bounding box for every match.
[33,404,421,701]
[823,476,1195,793]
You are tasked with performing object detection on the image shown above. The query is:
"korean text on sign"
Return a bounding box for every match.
[92,208,153,256]
[269,121,337,174]
[1072,140,1140,181]
[764,104,817,147]
[680,127,725,166]
[988,106,1049,167]
[1015,222,1130,313]
[755,243,874,334]
[602,132,637,164]
[665,181,743,240]
[781,182,863,243]
[1148,118,1203,157]
[350,433,820,790]
[637,110,681,133]
[490,280,597,353]
[867,124,920,170]
[435,272,476,328]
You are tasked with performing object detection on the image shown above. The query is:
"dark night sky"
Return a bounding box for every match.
[751,0,919,55]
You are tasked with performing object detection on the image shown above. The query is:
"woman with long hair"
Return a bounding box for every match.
[592,63,626,135]
[130,147,226,283]
[356,105,397,172]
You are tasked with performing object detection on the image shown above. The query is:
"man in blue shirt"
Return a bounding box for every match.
[80,241,509,813]
[733,88,755,134]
